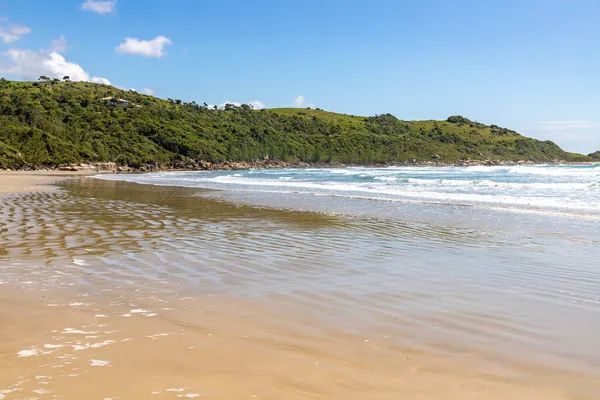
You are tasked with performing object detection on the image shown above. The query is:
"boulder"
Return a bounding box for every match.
[93,162,116,171]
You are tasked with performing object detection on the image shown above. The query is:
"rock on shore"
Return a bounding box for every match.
[2,158,591,174]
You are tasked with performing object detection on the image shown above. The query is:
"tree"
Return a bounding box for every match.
[447,115,471,125]
[63,76,70,82]
[39,76,50,81]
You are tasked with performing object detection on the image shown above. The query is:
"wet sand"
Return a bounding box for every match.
[1,175,599,399]
[2,287,586,400]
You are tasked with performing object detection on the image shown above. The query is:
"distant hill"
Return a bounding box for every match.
[0,78,591,169]
[589,151,600,160]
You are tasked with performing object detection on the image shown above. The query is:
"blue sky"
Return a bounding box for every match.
[0,0,598,153]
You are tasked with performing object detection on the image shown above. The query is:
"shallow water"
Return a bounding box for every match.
[97,164,600,216]
[1,176,600,399]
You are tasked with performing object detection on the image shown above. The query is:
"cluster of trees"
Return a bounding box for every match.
[36,75,71,85]
[447,115,472,125]
[0,79,589,169]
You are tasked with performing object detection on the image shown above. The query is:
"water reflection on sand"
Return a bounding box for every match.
[0,178,599,399]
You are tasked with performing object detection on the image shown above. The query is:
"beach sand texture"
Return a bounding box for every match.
[0,171,94,195]
[0,174,599,399]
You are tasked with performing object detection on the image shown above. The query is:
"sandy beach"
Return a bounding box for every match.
[0,171,94,195]
[1,173,599,399]
[2,286,583,400]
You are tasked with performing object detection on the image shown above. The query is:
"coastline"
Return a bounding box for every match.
[1,158,597,175]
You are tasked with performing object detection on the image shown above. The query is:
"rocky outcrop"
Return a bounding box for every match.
[454,159,536,167]
[58,162,117,172]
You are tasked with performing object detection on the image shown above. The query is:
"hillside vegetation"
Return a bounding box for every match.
[0,79,590,169]
[589,151,600,160]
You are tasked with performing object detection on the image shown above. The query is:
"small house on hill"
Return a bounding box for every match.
[99,97,129,106]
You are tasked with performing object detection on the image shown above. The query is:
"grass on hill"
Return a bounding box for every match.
[0,78,591,169]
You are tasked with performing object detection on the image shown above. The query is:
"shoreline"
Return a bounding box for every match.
[0,158,597,175]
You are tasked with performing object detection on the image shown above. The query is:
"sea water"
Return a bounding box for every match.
[98,164,600,217]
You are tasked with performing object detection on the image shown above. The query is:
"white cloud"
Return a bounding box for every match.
[1,48,110,85]
[81,0,116,14]
[0,24,31,43]
[294,95,305,107]
[49,36,68,53]
[91,76,111,85]
[116,36,172,58]
[248,100,265,110]
[142,88,154,96]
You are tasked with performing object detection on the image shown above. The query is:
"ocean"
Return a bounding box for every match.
[98,164,600,217]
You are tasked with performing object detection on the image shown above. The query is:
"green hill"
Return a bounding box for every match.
[0,78,590,169]
[589,151,600,160]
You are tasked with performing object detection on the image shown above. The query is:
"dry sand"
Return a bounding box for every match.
[0,171,94,195]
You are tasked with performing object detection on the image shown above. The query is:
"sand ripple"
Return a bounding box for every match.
[0,179,599,399]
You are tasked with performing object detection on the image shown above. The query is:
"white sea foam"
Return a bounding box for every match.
[72,258,88,266]
[130,309,151,314]
[63,328,98,335]
[43,344,64,349]
[90,359,110,367]
[18,348,40,357]
[95,164,600,216]
[72,340,114,351]
[148,333,169,338]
